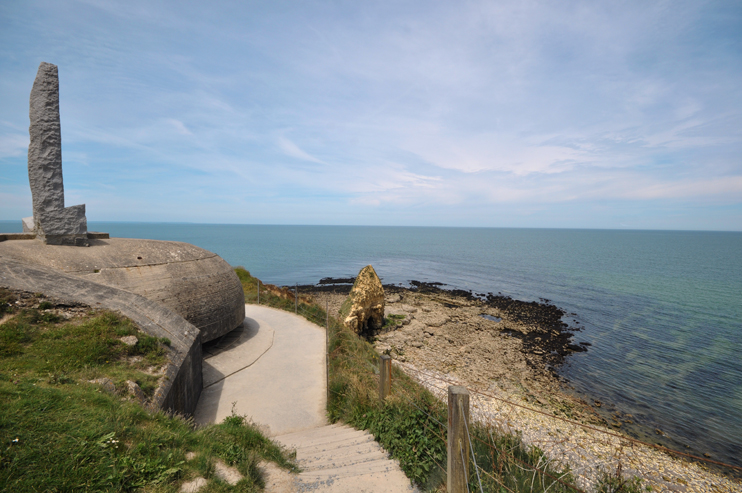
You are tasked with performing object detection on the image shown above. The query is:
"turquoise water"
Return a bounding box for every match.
[2,222,741,466]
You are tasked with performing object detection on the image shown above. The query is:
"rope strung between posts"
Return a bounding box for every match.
[394,364,586,492]
[460,445,471,493]
[460,399,485,493]
[394,360,742,472]
[475,465,518,493]
[392,384,449,447]
[391,380,448,430]
[475,427,585,493]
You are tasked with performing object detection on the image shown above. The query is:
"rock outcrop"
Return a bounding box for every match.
[26,62,88,246]
[340,265,385,336]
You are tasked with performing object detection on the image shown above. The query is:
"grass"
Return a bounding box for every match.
[0,288,297,492]
[234,267,327,327]
[384,313,406,329]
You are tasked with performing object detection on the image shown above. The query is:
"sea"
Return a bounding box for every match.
[2,222,741,468]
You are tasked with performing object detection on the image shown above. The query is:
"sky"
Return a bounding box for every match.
[1,1,741,230]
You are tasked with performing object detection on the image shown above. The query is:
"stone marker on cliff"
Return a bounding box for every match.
[23,62,88,246]
[340,265,385,337]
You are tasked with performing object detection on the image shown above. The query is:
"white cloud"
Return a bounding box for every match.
[0,134,28,159]
[165,118,192,136]
[276,135,325,164]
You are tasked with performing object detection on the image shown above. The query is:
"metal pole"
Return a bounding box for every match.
[295,283,298,313]
[448,385,470,493]
[379,354,392,401]
[257,282,260,305]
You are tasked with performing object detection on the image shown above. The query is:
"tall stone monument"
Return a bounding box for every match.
[23,62,88,246]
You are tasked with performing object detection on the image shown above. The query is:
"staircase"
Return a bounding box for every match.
[274,424,418,492]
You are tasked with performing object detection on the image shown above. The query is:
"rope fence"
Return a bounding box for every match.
[395,360,742,473]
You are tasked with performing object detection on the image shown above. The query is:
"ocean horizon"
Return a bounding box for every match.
[1,221,740,467]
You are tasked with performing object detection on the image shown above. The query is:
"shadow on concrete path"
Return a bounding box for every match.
[194,304,327,436]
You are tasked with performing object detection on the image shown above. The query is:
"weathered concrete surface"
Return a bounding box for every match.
[0,233,36,242]
[201,315,274,388]
[275,424,418,492]
[28,62,65,214]
[0,238,244,342]
[194,305,326,436]
[35,205,88,246]
[22,217,34,232]
[340,265,385,336]
[27,62,87,245]
[0,257,202,415]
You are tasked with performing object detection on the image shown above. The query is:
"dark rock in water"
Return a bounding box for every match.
[409,280,446,288]
[567,344,587,352]
[318,277,355,285]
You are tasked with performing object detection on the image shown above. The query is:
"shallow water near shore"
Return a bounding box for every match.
[2,222,740,468]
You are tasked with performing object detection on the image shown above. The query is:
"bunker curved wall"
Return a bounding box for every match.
[0,259,203,415]
[0,238,245,342]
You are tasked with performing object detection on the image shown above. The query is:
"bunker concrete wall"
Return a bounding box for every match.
[0,258,203,415]
[0,238,245,342]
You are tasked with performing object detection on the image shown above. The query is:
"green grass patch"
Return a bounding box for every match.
[383,313,406,328]
[0,292,296,492]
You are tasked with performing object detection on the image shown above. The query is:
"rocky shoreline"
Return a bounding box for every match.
[309,278,593,404]
[305,278,742,492]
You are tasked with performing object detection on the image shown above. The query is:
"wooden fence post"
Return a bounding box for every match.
[295,283,298,313]
[257,282,260,305]
[448,386,470,493]
[379,354,392,401]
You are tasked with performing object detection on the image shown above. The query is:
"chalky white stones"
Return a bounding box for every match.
[26,62,88,246]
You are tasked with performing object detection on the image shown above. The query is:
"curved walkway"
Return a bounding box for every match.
[193,304,417,492]
[194,304,327,436]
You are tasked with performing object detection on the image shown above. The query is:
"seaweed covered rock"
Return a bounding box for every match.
[340,265,385,336]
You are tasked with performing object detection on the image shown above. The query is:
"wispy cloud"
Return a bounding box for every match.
[276,135,325,164]
[0,134,28,160]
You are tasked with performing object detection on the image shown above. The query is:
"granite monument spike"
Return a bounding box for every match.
[23,62,89,246]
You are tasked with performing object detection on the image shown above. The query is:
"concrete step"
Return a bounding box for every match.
[295,469,415,493]
[299,448,389,472]
[272,424,419,492]
[276,426,369,449]
[291,432,374,453]
[296,440,383,465]
[275,422,348,440]
[298,457,404,481]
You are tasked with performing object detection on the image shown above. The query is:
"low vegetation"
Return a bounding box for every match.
[0,287,296,492]
[235,267,326,327]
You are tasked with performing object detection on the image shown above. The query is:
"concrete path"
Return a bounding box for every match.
[194,304,327,435]
[193,304,417,492]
